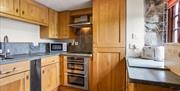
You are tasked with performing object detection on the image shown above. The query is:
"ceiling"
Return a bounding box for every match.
[35,0,92,11]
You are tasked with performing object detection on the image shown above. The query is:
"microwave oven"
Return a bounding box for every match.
[46,42,67,53]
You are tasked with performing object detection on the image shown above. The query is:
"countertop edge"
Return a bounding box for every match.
[126,58,180,90]
[0,52,93,65]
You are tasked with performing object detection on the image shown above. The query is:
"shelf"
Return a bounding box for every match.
[69,22,92,28]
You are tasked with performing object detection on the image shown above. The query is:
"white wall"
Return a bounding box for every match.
[0,17,53,43]
[126,0,145,57]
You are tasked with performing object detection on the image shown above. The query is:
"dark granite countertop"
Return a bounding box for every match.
[127,58,180,90]
[0,52,92,65]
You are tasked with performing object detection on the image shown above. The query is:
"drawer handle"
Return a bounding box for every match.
[0,67,16,75]
[42,70,45,74]
[15,9,19,13]
[52,60,56,62]
[22,11,25,15]
[26,75,29,80]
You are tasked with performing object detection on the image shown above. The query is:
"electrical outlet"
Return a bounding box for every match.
[75,42,79,46]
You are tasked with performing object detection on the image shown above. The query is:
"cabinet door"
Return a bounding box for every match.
[20,0,48,25]
[58,11,73,39]
[48,9,58,38]
[0,0,20,16]
[93,0,125,48]
[0,71,30,91]
[41,63,59,91]
[20,0,34,20]
[37,5,49,25]
[92,48,126,91]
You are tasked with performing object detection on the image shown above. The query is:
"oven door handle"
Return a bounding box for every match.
[67,73,87,77]
[67,62,86,65]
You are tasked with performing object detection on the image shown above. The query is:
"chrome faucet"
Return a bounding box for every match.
[0,35,9,59]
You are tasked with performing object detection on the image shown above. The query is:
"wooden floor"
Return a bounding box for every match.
[59,86,87,91]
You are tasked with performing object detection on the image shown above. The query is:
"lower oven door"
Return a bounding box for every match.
[64,73,88,90]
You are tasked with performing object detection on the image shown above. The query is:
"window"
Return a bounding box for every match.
[168,0,180,43]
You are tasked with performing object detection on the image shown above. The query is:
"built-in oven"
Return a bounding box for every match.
[64,73,88,90]
[64,56,89,90]
[66,57,88,74]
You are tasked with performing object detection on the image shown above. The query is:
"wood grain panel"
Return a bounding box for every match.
[0,61,30,78]
[58,11,75,39]
[92,48,126,91]
[0,0,20,16]
[128,83,175,91]
[0,71,30,91]
[41,63,58,91]
[93,0,125,48]
[70,8,92,16]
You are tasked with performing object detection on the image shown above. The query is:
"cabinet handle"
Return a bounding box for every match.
[178,52,180,58]
[26,75,29,80]
[52,60,56,63]
[0,67,16,75]
[22,11,25,15]
[42,70,45,74]
[15,9,19,13]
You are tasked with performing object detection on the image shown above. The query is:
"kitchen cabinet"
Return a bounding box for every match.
[20,0,48,25]
[0,71,30,91]
[58,11,75,39]
[41,56,60,91]
[0,0,20,16]
[41,9,59,39]
[0,61,30,91]
[93,0,125,48]
[41,63,59,91]
[70,8,92,16]
[92,48,126,91]
[92,0,126,91]
[128,83,175,91]
[0,0,48,26]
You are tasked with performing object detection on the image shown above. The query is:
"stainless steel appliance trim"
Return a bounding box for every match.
[64,73,88,90]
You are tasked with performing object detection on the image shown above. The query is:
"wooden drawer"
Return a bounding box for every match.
[165,43,180,76]
[41,56,59,67]
[0,61,30,78]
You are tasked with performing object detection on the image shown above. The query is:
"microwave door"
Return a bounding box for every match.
[51,44,63,51]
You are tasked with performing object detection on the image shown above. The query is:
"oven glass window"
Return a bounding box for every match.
[67,63,84,71]
[51,44,62,51]
[68,74,85,86]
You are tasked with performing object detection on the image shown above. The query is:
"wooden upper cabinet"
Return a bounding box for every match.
[49,9,58,38]
[40,9,58,39]
[20,0,48,25]
[58,11,74,39]
[20,0,32,20]
[93,0,125,48]
[38,5,49,25]
[0,0,20,16]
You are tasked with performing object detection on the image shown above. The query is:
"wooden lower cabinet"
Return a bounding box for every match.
[91,48,126,91]
[41,63,60,91]
[0,71,30,91]
[128,83,176,91]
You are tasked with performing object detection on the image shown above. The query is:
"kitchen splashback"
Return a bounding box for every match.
[68,28,92,53]
[0,42,47,55]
